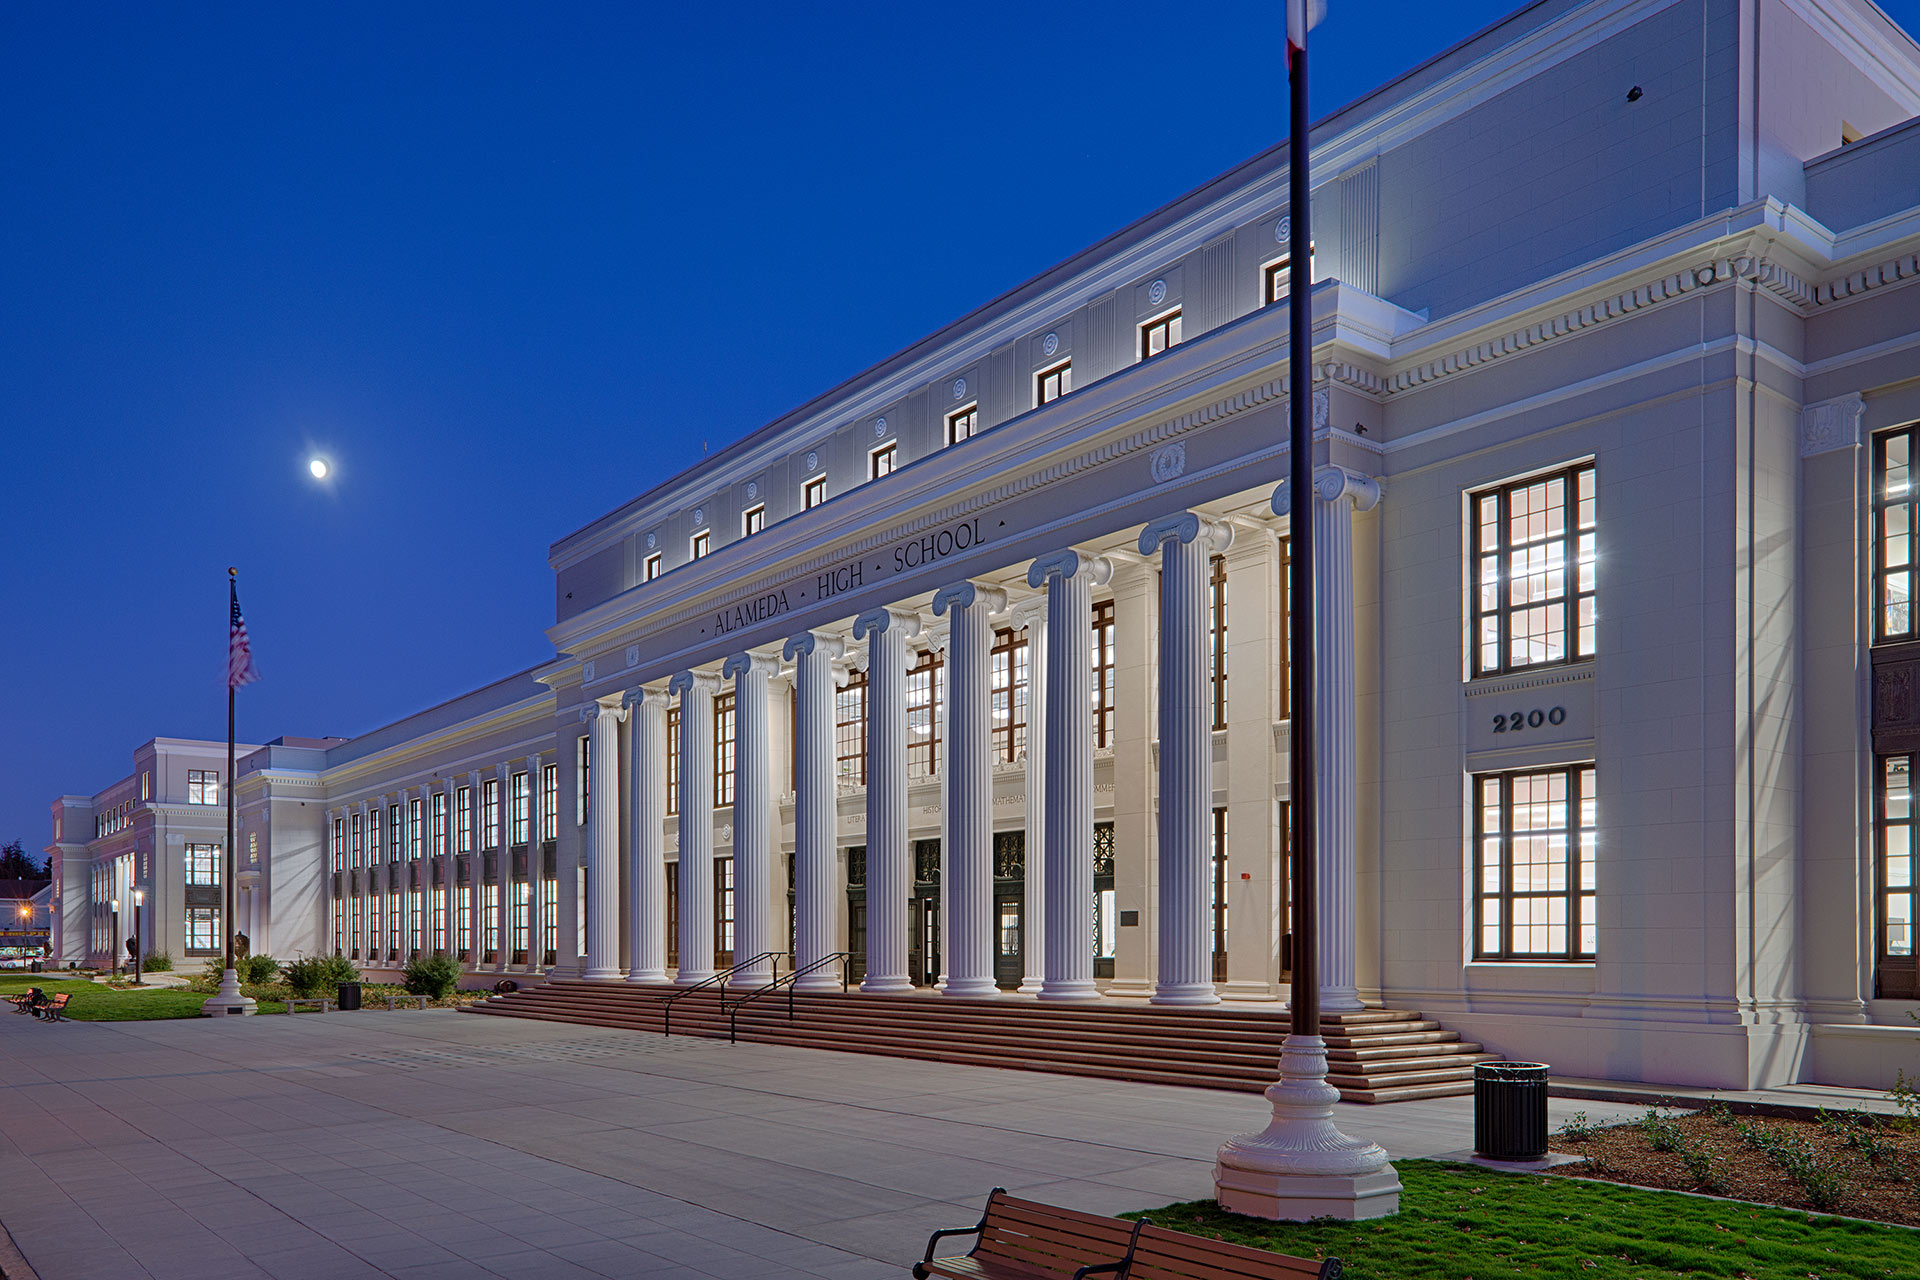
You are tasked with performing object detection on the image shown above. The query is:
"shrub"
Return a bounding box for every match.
[1639,1107,1683,1153]
[283,953,361,998]
[402,951,461,1000]
[140,951,173,972]
[238,954,279,985]
[1890,1069,1920,1133]
[1555,1111,1601,1143]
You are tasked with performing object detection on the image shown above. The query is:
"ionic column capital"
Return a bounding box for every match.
[782,630,846,662]
[1008,595,1048,631]
[852,606,922,642]
[667,670,723,697]
[1137,512,1234,557]
[720,651,781,681]
[1026,549,1112,590]
[578,700,627,725]
[931,580,1007,616]
[621,685,671,712]
[1272,465,1383,516]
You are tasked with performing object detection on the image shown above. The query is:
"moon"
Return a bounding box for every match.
[308,458,329,480]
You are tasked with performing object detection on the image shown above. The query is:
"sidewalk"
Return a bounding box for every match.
[0,1011,1644,1280]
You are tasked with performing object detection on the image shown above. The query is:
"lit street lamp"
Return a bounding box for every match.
[132,888,145,986]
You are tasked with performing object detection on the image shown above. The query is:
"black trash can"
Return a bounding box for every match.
[1474,1061,1550,1160]
[29,960,42,974]
[335,981,362,1011]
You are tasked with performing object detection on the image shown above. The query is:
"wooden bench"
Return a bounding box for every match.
[383,994,430,1010]
[1122,1223,1339,1280]
[914,1189,1142,1279]
[31,993,72,1022]
[5,992,38,1015]
[284,998,332,1014]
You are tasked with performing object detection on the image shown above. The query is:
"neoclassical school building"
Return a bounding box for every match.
[47,0,1920,1091]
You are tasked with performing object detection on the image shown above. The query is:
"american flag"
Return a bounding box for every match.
[1288,0,1325,66]
[228,580,261,689]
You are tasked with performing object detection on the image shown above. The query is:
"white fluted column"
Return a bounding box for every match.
[669,671,719,984]
[358,801,374,961]
[580,702,626,980]
[1310,466,1379,1014]
[784,631,844,991]
[932,580,1006,998]
[493,767,511,972]
[853,607,918,993]
[522,756,544,971]
[1029,549,1110,1001]
[1142,513,1231,1005]
[1010,599,1048,994]
[465,772,482,969]
[623,688,671,983]
[723,652,779,985]
[438,784,455,957]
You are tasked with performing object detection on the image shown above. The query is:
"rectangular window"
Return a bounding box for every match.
[542,877,557,963]
[1877,756,1917,995]
[990,626,1029,763]
[1140,309,1182,360]
[483,780,499,849]
[804,475,827,509]
[482,884,500,960]
[715,857,735,958]
[510,773,530,845]
[332,817,345,872]
[1263,246,1316,305]
[1876,428,1917,640]
[691,529,711,560]
[456,886,473,956]
[644,552,662,582]
[456,786,472,854]
[1210,554,1228,730]
[187,770,219,806]
[1212,807,1230,982]
[185,907,220,953]
[666,707,681,815]
[185,843,220,886]
[870,442,897,480]
[1037,361,1072,405]
[907,647,945,776]
[431,793,448,857]
[388,804,401,861]
[351,812,364,868]
[388,890,401,954]
[947,404,978,445]
[835,669,867,785]
[350,896,363,957]
[370,893,384,955]
[713,693,736,808]
[1279,535,1292,721]
[428,889,444,953]
[1091,599,1117,748]
[1473,764,1597,961]
[541,764,558,840]
[1470,462,1597,677]
[577,735,590,826]
[408,799,423,859]
[742,504,765,537]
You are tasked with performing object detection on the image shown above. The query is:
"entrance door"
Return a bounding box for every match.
[909,896,941,987]
[847,893,867,983]
[993,894,1023,989]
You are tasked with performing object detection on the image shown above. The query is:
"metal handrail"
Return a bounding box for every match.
[724,951,857,1043]
[662,951,786,1037]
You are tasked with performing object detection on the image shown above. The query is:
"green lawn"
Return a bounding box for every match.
[0,976,285,1019]
[1133,1160,1919,1279]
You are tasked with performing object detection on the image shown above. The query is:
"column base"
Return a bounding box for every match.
[943,977,1000,998]
[792,974,844,993]
[1151,983,1222,1006]
[200,969,258,1017]
[861,976,914,994]
[581,967,624,982]
[626,971,672,985]
[1036,980,1102,1001]
[677,971,717,986]
[1320,984,1365,1013]
[1017,976,1045,995]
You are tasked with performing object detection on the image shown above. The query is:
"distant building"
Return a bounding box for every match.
[0,879,52,959]
[49,0,1920,1091]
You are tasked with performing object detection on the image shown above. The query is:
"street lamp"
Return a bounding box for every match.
[132,889,145,986]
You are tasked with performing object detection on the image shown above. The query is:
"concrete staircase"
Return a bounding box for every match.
[460,981,1498,1103]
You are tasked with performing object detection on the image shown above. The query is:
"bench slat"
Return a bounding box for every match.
[1126,1225,1328,1280]
[924,1192,1137,1280]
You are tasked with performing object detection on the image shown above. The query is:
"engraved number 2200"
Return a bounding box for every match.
[1492,707,1565,733]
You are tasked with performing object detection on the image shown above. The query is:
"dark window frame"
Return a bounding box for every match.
[1875,428,1917,642]
[1469,462,1597,679]
[1140,309,1183,360]
[1092,599,1117,748]
[1472,763,1597,962]
[1036,360,1072,405]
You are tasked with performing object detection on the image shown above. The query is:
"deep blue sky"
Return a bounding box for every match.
[4,2,1916,854]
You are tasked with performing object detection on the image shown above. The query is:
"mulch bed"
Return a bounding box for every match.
[1550,1105,1920,1227]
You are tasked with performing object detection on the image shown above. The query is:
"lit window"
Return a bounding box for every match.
[691,530,711,560]
[185,843,220,886]
[456,786,472,854]
[482,779,499,850]
[1876,428,1918,640]
[804,475,827,509]
[1264,245,1317,305]
[388,804,401,860]
[577,735,590,825]
[713,693,736,808]
[510,773,530,845]
[1209,555,1228,730]
[408,799,422,859]
[332,817,344,871]
[836,669,867,784]
[947,405,978,445]
[431,792,447,857]
[1092,599,1116,747]
[1037,361,1072,405]
[1473,764,1597,961]
[187,770,219,806]
[644,552,662,582]
[906,648,945,776]
[1877,755,1917,997]
[541,764,558,841]
[185,907,220,953]
[1470,463,1597,677]
[870,443,897,480]
[742,505,765,537]
[990,627,1029,762]
[666,706,680,815]
[350,812,363,868]
[1140,310,1183,360]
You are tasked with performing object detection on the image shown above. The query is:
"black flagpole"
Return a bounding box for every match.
[225,567,238,986]
[1287,14,1317,1038]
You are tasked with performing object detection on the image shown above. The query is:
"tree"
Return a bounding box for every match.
[0,840,45,880]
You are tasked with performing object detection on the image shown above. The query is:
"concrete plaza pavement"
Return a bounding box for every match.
[0,1007,1645,1280]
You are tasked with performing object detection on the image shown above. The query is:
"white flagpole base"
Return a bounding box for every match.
[1213,1033,1400,1220]
[200,967,258,1017]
